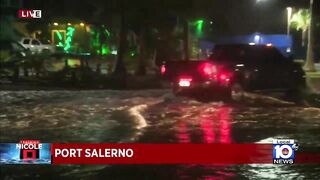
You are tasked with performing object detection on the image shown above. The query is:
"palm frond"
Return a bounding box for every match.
[290,9,310,31]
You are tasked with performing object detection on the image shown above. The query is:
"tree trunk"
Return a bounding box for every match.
[136,25,147,76]
[113,0,127,76]
[24,67,28,77]
[301,30,306,47]
[13,66,19,80]
[64,58,69,69]
[80,58,84,69]
[183,19,189,61]
[303,0,316,71]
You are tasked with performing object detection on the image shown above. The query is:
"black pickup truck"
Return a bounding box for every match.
[161,44,306,99]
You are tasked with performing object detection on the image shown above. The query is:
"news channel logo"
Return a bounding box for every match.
[0,140,51,164]
[273,139,299,164]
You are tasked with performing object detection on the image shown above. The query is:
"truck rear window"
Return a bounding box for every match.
[210,45,284,63]
[210,46,247,62]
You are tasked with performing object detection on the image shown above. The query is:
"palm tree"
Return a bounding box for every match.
[290,8,315,71]
[290,9,310,47]
[305,0,316,72]
[113,0,127,75]
[88,0,128,75]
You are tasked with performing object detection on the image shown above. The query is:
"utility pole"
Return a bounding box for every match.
[183,19,189,61]
[287,7,292,36]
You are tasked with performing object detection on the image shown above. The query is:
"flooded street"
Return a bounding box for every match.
[1,90,320,179]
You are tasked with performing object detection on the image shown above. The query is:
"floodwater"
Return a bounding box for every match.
[1,90,319,179]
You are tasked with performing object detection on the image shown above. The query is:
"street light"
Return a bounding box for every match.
[254,34,261,44]
[286,7,292,35]
[256,0,267,3]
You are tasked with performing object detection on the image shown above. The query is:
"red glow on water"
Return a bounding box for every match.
[175,106,233,144]
[199,106,233,144]
[177,121,190,143]
[200,116,216,143]
[218,107,232,143]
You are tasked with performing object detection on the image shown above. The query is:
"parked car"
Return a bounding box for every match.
[0,40,30,63]
[0,40,31,77]
[161,44,306,99]
[19,38,56,54]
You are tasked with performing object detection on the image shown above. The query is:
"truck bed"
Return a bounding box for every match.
[162,60,209,82]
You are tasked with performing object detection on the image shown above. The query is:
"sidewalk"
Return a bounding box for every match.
[306,71,320,78]
[304,63,320,107]
[304,63,320,91]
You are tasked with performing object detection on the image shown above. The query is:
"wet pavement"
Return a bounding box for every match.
[0,89,320,179]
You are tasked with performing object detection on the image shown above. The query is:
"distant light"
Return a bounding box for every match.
[67,23,72,26]
[256,0,267,3]
[210,21,213,24]
[254,35,261,43]
[53,22,59,26]
[111,50,117,55]
[249,42,255,45]
[236,64,244,67]
[286,48,291,53]
[80,23,85,27]
[266,43,272,47]
[196,20,204,24]
[196,19,204,36]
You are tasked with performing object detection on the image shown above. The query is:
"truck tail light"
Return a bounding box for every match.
[218,73,231,82]
[161,65,166,75]
[199,62,232,83]
[199,62,218,77]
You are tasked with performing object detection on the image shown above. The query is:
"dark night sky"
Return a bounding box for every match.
[23,0,319,36]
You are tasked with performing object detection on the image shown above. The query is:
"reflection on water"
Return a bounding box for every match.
[175,106,236,179]
[218,107,232,144]
[171,103,320,179]
[176,164,237,179]
[241,164,320,180]
[175,164,320,180]
[177,105,233,144]
[177,121,191,143]
[200,115,216,143]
